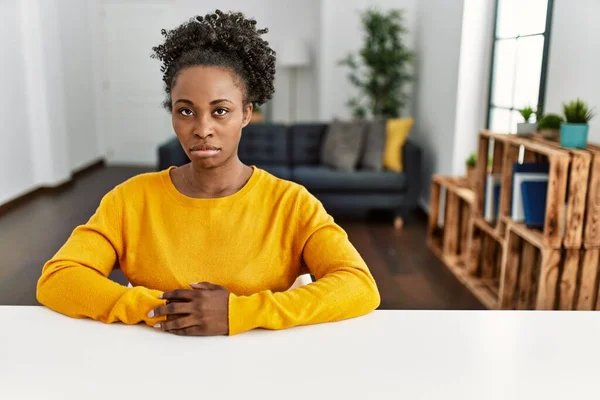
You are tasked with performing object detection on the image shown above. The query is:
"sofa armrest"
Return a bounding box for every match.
[402,139,422,209]
[157,137,189,171]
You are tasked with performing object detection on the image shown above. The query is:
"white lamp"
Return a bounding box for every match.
[278,39,311,123]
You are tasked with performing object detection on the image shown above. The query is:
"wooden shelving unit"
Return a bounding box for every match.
[428,130,600,310]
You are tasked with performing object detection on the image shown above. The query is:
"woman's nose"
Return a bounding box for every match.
[193,116,214,138]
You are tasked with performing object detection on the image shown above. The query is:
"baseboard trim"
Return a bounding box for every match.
[0,158,105,217]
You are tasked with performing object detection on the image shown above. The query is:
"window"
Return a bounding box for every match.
[487,0,554,133]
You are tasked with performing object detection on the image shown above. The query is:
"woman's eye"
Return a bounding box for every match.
[179,108,193,116]
[214,108,228,116]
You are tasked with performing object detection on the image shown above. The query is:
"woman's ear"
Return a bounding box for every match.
[241,103,253,128]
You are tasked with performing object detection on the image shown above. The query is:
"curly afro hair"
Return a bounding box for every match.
[151,9,276,112]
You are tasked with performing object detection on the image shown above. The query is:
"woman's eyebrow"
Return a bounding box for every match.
[174,99,194,106]
[210,98,233,105]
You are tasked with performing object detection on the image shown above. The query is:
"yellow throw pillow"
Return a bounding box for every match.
[383,117,414,172]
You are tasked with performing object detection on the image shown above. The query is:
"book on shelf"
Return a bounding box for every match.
[511,162,549,222]
[521,181,548,228]
[484,174,501,222]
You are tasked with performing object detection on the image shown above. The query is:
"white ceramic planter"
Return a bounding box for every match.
[517,122,536,135]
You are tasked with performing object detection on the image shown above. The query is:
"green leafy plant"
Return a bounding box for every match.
[563,98,595,123]
[338,8,414,118]
[253,104,262,113]
[466,153,477,168]
[537,113,564,130]
[519,106,536,122]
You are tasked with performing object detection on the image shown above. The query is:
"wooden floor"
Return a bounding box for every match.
[0,166,483,309]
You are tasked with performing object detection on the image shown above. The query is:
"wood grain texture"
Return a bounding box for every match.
[518,241,537,310]
[459,202,471,267]
[427,180,441,240]
[492,140,504,174]
[475,135,490,216]
[499,229,521,309]
[535,249,562,310]
[523,148,538,163]
[509,136,568,158]
[443,192,460,258]
[481,235,496,279]
[465,221,482,276]
[504,219,544,249]
[560,249,580,310]
[544,155,570,248]
[498,144,520,232]
[584,150,600,248]
[563,152,591,248]
[576,249,600,310]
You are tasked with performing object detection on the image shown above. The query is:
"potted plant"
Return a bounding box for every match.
[536,113,564,140]
[560,99,595,148]
[465,152,477,189]
[338,8,413,118]
[517,105,537,135]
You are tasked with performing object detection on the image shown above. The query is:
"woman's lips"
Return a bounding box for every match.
[190,144,221,158]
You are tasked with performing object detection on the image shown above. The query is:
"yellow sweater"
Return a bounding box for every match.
[37,166,380,335]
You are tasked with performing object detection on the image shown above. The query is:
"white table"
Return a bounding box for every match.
[0,306,599,400]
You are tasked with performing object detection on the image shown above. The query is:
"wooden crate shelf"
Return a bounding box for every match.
[427,175,475,266]
[477,130,580,249]
[427,176,498,309]
[465,217,505,283]
[500,219,600,310]
[427,130,600,311]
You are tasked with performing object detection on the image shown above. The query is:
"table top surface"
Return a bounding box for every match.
[1,306,599,400]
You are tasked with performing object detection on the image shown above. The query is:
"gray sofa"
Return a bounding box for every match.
[158,123,422,221]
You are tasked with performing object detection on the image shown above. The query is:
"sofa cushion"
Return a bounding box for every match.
[257,165,292,181]
[290,124,328,166]
[239,124,290,165]
[383,117,414,172]
[359,118,387,171]
[320,120,367,171]
[293,166,407,193]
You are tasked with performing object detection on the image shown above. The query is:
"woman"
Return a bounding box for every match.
[36,10,380,336]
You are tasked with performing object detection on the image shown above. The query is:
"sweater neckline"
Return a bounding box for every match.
[160,165,261,208]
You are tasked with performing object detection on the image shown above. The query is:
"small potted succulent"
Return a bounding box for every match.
[465,152,477,189]
[536,113,564,140]
[517,105,537,135]
[561,98,595,148]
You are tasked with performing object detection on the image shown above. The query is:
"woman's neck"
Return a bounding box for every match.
[183,158,252,199]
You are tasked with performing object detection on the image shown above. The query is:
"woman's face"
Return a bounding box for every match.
[170,66,252,169]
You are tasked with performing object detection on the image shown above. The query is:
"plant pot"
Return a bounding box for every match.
[517,122,536,135]
[466,165,477,189]
[539,128,560,140]
[560,123,589,149]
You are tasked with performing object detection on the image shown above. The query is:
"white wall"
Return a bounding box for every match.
[318,0,417,121]
[0,0,36,205]
[452,0,495,177]
[545,0,600,143]
[411,0,465,207]
[56,0,101,172]
[0,0,100,206]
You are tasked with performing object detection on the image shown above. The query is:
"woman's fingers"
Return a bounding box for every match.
[160,289,198,301]
[156,315,200,331]
[148,300,195,318]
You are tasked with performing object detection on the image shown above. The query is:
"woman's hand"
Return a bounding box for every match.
[148,282,230,336]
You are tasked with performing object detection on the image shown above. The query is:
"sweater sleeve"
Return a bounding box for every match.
[36,186,166,326]
[228,187,381,335]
